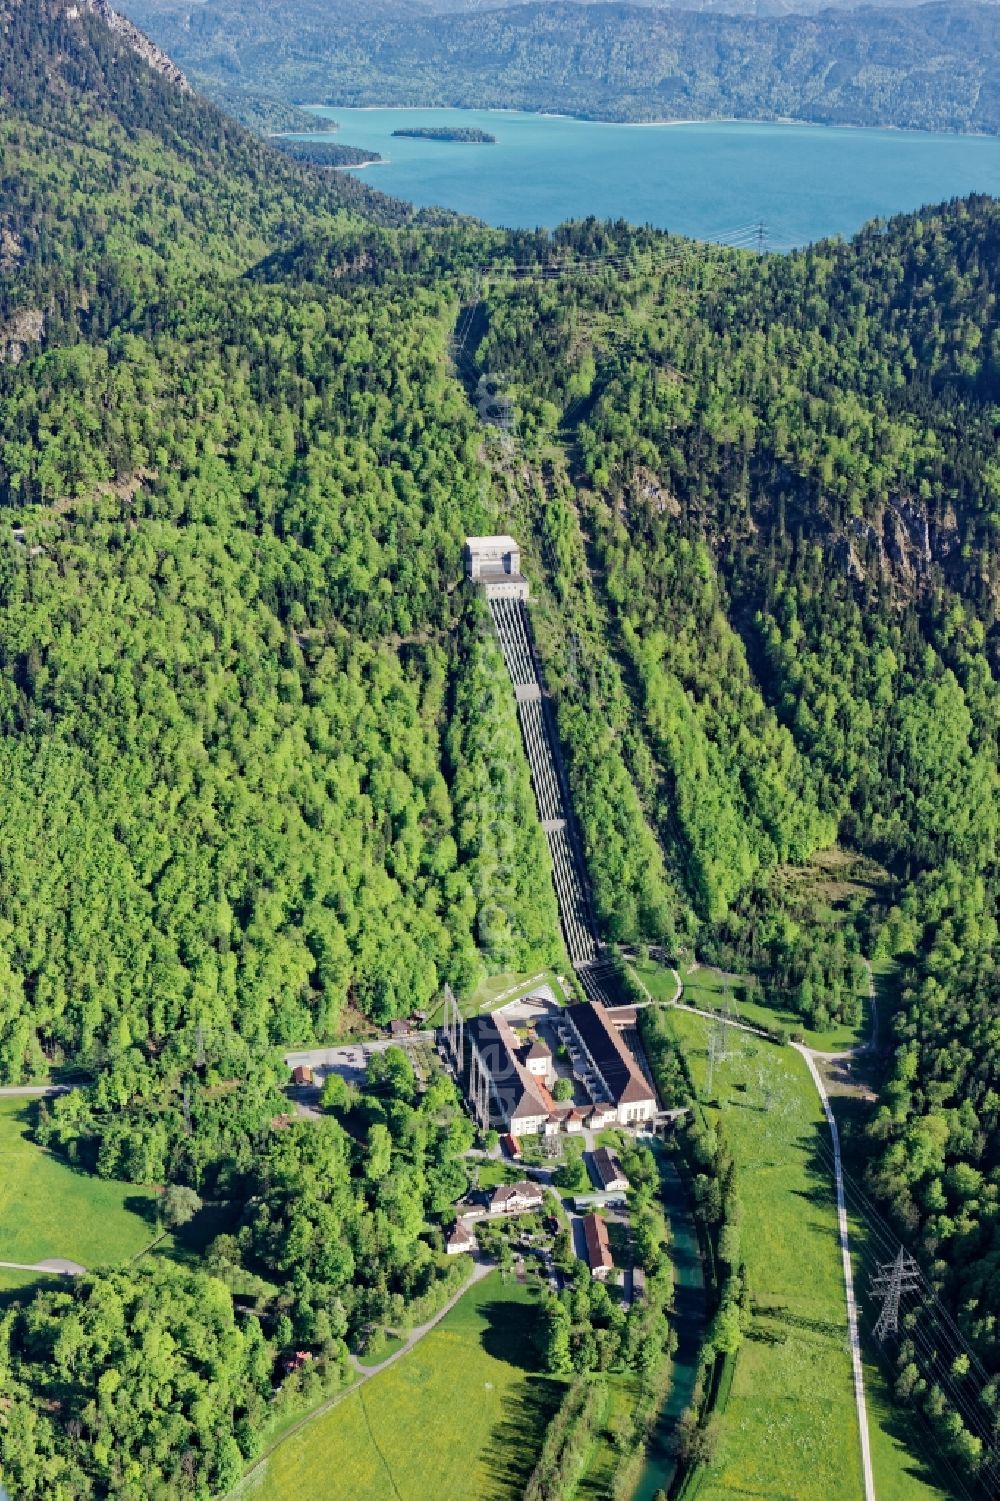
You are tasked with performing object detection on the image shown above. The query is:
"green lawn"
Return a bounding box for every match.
[667,1008,863,1501]
[628,956,682,1004]
[667,1010,949,1501]
[664,959,871,1053]
[356,1331,406,1369]
[474,1158,519,1189]
[245,1273,562,1501]
[0,1098,159,1270]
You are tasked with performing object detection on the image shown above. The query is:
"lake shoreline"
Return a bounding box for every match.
[290,106,1000,246]
[299,102,996,142]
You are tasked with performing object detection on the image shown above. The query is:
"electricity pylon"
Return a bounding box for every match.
[870,1246,921,1342]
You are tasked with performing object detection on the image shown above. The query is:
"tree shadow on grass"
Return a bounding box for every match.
[476,1291,564,1500]
[0,1276,54,1312]
[169,1199,241,1261]
[124,1193,161,1228]
[480,1375,565,1501]
[479,1293,543,1372]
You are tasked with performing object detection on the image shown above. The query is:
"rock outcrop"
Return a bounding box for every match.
[0,307,44,366]
[68,0,191,91]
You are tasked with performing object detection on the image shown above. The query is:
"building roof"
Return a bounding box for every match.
[592,1146,629,1192]
[526,1038,551,1060]
[490,1180,544,1210]
[566,1002,655,1108]
[583,1213,613,1274]
[447,1221,477,1251]
[605,1005,638,1028]
[291,1065,313,1086]
[465,534,519,552]
[469,1012,551,1123]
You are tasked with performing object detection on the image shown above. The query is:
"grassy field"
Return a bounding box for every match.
[666,1010,949,1501]
[475,1158,520,1189]
[635,956,871,1053]
[668,1007,863,1501]
[244,1273,563,1501]
[628,956,682,1004]
[0,1097,159,1272]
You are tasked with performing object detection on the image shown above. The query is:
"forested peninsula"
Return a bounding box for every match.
[274,136,382,166]
[3,0,1000,1498]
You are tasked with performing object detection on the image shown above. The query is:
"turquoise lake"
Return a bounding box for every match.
[299,107,1000,246]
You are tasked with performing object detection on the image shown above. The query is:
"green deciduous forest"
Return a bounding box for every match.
[122,0,1000,134]
[4,0,1000,1495]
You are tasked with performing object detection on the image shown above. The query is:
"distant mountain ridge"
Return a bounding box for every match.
[121,0,1000,134]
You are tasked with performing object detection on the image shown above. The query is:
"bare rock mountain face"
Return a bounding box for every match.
[69,0,190,88]
[0,307,44,365]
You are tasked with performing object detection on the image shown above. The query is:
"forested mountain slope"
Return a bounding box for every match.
[0,8,564,1491]
[430,200,1000,1478]
[4,0,1000,1493]
[122,0,1000,132]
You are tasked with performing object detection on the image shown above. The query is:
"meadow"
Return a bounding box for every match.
[665,1009,948,1501]
[0,1097,159,1276]
[632,955,870,1053]
[245,1272,563,1501]
[669,1008,863,1501]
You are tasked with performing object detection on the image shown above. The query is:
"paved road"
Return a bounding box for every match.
[0,1084,72,1098]
[0,1257,85,1275]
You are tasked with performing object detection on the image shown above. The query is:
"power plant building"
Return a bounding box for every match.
[464,535,529,600]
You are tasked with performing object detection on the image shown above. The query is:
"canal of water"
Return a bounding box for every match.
[631,1150,708,1501]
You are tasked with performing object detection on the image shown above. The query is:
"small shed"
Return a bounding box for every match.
[291,1064,314,1087]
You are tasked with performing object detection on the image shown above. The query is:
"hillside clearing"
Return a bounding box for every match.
[0,1098,158,1273]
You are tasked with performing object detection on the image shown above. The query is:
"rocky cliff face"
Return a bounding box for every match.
[0,307,44,366]
[69,0,191,90]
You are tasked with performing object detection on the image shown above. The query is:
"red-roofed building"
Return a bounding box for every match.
[582,1213,614,1280]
